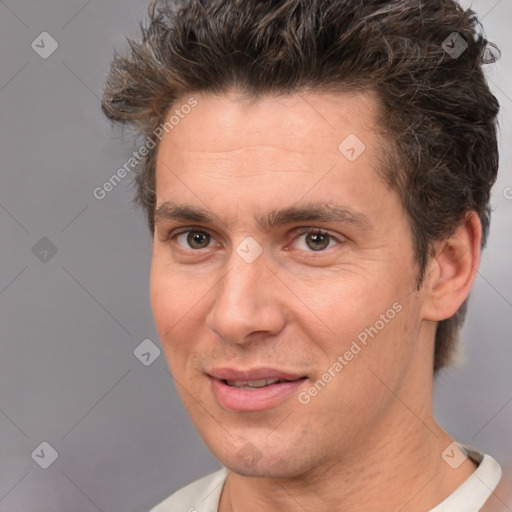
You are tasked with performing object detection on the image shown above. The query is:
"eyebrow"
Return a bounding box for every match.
[154,200,373,232]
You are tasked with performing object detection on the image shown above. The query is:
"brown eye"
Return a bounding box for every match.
[291,229,340,252]
[176,230,212,249]
[305,232,330,251]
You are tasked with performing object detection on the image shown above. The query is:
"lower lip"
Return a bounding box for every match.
[210,377,306,412]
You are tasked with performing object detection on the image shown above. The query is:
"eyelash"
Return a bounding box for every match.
[167,227,343,254]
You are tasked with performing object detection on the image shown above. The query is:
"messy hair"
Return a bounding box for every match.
[101,0,500,373]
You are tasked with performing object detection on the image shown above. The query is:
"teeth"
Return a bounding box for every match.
[226,378,281,388]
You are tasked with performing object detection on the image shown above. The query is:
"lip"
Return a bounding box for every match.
[207,367,307,412]
[208,367,305,382]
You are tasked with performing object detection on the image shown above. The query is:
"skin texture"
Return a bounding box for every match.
[150,90,481,511]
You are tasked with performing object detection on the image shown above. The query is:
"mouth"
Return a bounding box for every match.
[222,377,301,389]
[207,368,308,411]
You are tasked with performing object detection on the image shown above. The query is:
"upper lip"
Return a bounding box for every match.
[207,367,306,382]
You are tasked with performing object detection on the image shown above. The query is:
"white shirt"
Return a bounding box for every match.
[150,443,502,512]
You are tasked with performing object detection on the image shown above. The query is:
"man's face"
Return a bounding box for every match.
[150,91,429,477]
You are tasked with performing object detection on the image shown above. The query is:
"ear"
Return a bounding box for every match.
[421,211,482,322]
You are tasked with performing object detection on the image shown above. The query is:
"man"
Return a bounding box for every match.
[102,0,508,510]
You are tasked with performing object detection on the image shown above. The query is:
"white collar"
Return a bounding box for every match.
[430,443,502,511]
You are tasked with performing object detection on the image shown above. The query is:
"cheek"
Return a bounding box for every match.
[150,266,174,331]
[149,260,217,381]
[298,299,420,436]
[149,263,197,349]
[292,272,404,347]
[295,268,420,398]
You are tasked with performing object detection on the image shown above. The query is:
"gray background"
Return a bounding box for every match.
[0,0,510,511]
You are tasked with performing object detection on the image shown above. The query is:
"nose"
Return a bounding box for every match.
[205,249,287,347]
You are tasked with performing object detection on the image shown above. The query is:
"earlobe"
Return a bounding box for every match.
[421,212,482,322]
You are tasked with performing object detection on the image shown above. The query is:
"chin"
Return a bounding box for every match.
[224,456,303,479]
[208,436,316,479]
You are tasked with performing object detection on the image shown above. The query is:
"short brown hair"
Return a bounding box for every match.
[101,0,500,373]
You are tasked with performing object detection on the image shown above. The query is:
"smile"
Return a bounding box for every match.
[224,378,290,389]
[207,368,307,411]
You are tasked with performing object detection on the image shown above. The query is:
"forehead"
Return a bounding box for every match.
[153,90,389,224]
[155,89,382,166]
